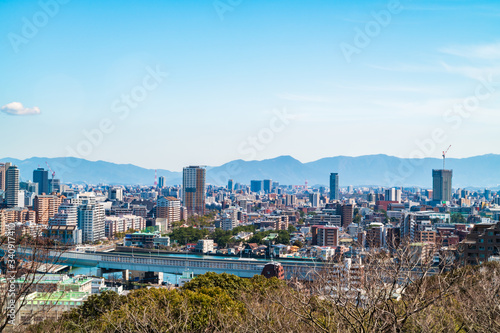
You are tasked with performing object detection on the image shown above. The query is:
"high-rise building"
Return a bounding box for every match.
[6,165,20,208]
[341,204,354,228]
[49,201,78,226]
[227,179,234,191]
[156,196,181,223]
[108,187,124,201]
[78,193,105,243]
[48,179,61,194]
[432,169,453,202]
[329,173,339,200]
[384,188,401,202]
[158,176,165,188]
[220,208,238,231]
[34,195,62,224]
[263,179,272,193]
[182,166,206,216]
[310,193,320,207]
[33,168,49,195]
[250,180,263,193]
[0,162,8,192]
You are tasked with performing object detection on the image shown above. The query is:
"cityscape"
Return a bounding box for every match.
[1,0,500,332]
[1,158,500,331]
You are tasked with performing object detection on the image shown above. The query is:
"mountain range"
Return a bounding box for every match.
[1,155,499,189]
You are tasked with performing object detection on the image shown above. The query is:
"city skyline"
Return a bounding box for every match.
[1,0,499,170]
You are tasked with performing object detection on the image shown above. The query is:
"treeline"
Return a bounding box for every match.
[27,260,500,332]
[168,225,294,248]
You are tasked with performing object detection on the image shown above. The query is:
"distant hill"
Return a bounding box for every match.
[1,155,499,188]
[0,157,181,186]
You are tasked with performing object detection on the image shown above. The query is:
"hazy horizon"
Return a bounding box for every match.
[1,0,499,170]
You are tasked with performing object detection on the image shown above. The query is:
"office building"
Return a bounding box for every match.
[48,179,61,194]
[158,176,165,188]
[6,165,20,207]
[330,173,339,200]
[384,188,401,202]
[432,169,453,202]
[108,187,124,201]
[250,180,263,193]
[182,166,206,216]
[263,179,272,193]
[310,193,320,207]
[33,168,49,195]
[227,179,234,191]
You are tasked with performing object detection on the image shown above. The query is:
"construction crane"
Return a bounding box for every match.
[442,145,452,169]
[45,161,55,180]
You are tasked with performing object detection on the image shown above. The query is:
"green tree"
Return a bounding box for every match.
[451,213,466,224]
[212,229,232,248]
[169,227,209,245]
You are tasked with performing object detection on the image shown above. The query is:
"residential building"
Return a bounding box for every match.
[182,166,206,216]
[156,196,181,223]
[366,223,385,248]
[341,204,354,228]
[195,239,214,253]
[34,195,62,224]
[6,164,20,207]
[105,215,146,238]
[459,222,500,265]
[0,162,8,191]
[78,193,105,243]
[311,225,339,247]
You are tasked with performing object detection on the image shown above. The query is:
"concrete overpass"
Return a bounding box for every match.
[6,248,325,280]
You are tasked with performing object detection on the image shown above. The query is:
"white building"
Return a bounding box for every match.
[195,239,214,253]
[78,193,105,243]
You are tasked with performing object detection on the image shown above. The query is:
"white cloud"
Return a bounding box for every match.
[1,102,41,116]
[276,93,330,103]
[440,42,500,60]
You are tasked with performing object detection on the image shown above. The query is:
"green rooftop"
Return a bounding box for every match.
[263,233,278,241]
[28,291,89,301]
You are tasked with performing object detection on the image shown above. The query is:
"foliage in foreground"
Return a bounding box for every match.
[26,262,500,333]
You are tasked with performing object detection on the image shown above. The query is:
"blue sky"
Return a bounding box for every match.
[1,0,499,171]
